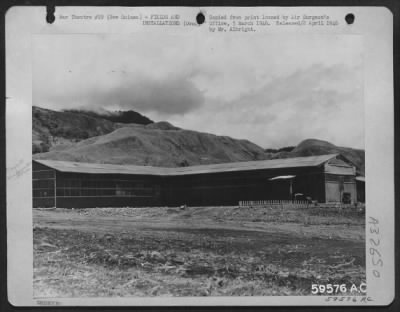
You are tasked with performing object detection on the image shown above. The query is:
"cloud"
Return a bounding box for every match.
[33,33,364,148]
[33,33,206,115]
[171,63,363,148]
[35,73,205,115]
[231,63,359,109]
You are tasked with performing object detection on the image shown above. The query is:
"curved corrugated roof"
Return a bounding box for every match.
[34,154,339,176]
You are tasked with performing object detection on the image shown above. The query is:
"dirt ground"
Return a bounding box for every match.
[33,205,365,297]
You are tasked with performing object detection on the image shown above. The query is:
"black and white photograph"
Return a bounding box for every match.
[5,6,394,306]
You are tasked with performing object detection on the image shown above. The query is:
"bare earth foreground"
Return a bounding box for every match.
[33,206,365,297]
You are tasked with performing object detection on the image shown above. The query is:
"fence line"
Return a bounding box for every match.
[238,200,365,210]
[238,200,309,208]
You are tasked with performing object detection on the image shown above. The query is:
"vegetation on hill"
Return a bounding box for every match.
[33,106,153,154]
[33,106,365,174]
[33,125,269,167]
[266,139,365,175]
[294,139,364,175]
[265,146,295,154]
[63,109,154,125]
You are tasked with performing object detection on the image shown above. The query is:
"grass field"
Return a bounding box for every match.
[33,205,365,297]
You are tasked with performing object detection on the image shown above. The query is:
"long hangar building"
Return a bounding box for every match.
[32,154,364,208]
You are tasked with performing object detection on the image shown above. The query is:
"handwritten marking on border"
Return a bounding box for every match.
[7,160,31,181]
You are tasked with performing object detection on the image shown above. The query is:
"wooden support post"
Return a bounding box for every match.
[54,170,57,208]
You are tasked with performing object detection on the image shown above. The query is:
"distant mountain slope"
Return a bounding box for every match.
[294,139,365,175]
[33,107,364,173]
[63,109,153,125]
[33,124,269,167]
[33,106,152,153]
[266,139,365,175]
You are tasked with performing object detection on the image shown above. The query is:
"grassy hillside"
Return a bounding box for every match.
[63,109,153,125]
[33,122,269,167]
[33,106,155,154]
[33,106,121,153]
[33,107,364,173]
[266,139,365,175]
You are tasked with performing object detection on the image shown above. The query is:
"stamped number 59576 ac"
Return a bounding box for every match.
[311,284,347,294]
[312,283,367,295]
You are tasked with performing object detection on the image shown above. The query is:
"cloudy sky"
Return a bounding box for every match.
[33,33,364,149]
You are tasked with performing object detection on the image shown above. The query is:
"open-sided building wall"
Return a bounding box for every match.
[162,166,326,207]
[55,172,162,208]
[32,154,359,208]
[32,161,56,207]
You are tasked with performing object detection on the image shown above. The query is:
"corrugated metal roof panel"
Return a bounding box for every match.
[33,154,339,176]
[269,175,296,180]
[165,154,338,175]
[33,159,169,176]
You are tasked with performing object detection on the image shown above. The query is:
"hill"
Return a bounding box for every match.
[62,109,153,125]
[33,106,152,153]
[33,123,269,167]
[266,139,365,175]
[33,107,364,173]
